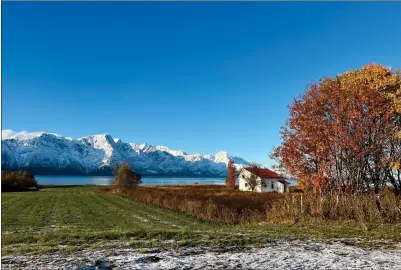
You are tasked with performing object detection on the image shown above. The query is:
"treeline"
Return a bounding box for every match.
[272,64,401,198]
[2,171,39,192]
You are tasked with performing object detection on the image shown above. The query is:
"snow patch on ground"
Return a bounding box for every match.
[147,215,179,227]
[2,239,401,269]
[132,215,148,222]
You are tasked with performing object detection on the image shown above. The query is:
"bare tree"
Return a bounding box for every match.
[243,162,262,192]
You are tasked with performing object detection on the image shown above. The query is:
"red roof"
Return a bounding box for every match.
[244,168,285,180]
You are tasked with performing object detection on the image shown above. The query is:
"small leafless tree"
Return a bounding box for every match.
[243,162,262,192]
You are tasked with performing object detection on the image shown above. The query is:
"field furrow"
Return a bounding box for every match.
[95,194,183,230]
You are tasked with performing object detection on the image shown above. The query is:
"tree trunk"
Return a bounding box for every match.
[374,186,382,212]
[300,195,303,214]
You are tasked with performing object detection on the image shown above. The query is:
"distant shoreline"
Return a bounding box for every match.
[1,169,227,178]
[34,175,227,186]
[34,174,226,178]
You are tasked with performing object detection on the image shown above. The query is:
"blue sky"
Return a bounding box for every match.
[2,2,401,166]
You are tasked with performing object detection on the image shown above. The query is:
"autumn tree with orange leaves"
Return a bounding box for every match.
[226,160,236,189]
[271,64,401,197]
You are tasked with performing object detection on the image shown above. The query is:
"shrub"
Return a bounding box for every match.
[289,186,304,193]
[112,162,142,190]
[1,171,38,192]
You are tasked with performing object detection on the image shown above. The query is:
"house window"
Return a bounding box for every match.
[271,183,274,189]
[245,183,248,187]
[262,181,267,188]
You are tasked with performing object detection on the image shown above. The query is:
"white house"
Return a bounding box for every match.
[238,167,290,193]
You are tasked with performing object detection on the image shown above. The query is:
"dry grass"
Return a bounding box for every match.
[268,190,401,224]
[102,185,401,225]
[99,185,285,224]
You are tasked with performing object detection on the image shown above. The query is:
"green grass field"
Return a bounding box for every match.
[2,186,401,255]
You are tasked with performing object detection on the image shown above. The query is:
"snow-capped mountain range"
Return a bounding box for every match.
[1,130,249,176]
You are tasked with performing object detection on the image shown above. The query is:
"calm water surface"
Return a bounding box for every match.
[36,175,226,186]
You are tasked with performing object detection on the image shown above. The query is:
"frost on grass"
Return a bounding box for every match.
[148,215,179,228]
[2,239,401,269]
[130,212,179,227]
[132,215,148,223]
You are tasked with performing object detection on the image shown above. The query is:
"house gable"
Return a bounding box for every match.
[238,168,262,192]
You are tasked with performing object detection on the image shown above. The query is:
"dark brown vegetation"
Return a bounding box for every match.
[1,171,38,192]
[289,186,304,193]
[101,185,401,224]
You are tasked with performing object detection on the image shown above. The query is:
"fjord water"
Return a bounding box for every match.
[35,175,226,186]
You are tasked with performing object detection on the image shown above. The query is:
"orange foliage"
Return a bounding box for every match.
[271,64,401,195]
[225,160,236,189]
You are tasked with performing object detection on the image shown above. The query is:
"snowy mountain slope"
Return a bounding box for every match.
[1,130,249,176]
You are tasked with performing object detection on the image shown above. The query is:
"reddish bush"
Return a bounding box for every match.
[225,161,236,190]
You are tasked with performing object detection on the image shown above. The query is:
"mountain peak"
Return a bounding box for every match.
[214,151,232,163]
[215,151,229,156]
[1,130,62,140]
[138,143,153,151]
